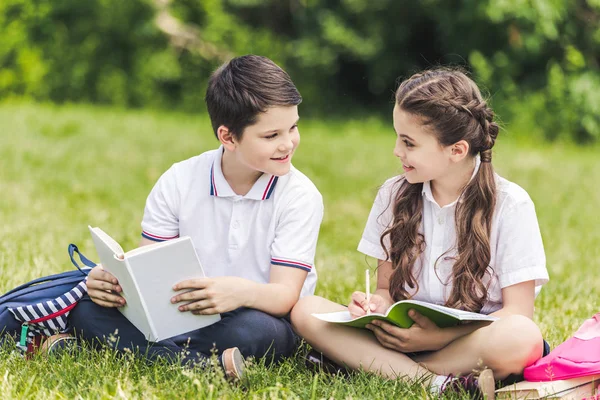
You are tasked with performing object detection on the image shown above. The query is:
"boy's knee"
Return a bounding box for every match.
[230,309,296,355]
[69,296,119,339]
[290,296,324,334]
[69,296,97,329]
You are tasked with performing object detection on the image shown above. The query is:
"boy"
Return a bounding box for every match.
[69,55,324,379]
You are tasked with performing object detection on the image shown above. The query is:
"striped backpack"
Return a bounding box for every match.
[0,244,95,353]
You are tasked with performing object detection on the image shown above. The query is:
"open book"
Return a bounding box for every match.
[312,299,498,329]
[88,226,221,342]
[495,374,600,399]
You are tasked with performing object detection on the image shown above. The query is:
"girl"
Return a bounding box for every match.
[291,69,549,399]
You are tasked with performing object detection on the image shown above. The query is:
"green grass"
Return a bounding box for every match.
[1,102,599,399]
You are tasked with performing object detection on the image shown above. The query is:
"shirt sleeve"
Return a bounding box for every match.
[357,178,399,261]
[494,199,549,289]
[141,166,180,242]
[270,191,324,272]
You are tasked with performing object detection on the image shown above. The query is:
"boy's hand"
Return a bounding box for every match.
[171,277,249,315]
[348,292,389,318]
[366,310,446,353]
[86,265,126,308]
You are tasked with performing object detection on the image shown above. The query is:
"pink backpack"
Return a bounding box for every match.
[525,313,600,381]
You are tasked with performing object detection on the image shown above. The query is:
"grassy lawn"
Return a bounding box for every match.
[1,102,599,398]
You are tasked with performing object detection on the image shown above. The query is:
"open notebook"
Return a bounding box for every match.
[313,299,497,329]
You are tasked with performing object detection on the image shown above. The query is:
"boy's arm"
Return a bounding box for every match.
[171,270,306,318]
[172,188,324,317]
[231,265,308,317]
[139,237,156,247]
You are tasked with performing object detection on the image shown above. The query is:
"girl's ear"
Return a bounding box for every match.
[450,140,470,161]
[217,125,236,151]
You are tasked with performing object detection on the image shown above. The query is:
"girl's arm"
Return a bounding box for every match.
[489,280,535,319]
[375,259,395,307]
[348,259,395,317]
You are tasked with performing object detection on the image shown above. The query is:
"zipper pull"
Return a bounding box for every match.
[17,324,29,352]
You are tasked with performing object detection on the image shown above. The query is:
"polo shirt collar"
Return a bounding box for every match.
[209,146,279,200]
[422,154,481,206]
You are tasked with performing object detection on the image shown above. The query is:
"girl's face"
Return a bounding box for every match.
[392,105,453,184]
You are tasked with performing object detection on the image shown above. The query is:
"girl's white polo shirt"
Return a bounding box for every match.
[141,147,323,298]
[358,161,549,314]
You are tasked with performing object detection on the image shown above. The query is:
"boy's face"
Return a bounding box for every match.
[231,106,300,177]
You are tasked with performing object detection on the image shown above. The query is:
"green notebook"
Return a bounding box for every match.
[312,299,497,329]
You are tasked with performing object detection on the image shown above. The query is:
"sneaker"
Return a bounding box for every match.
[220,347,245,381]
[304,349,349,376]
[440,368,495,399]
[40,333,80,355]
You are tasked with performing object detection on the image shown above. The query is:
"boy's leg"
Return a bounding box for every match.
[176,307,297,364]
[69,295,206,365]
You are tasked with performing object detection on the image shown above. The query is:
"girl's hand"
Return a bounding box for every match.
[348,292,390,318]
[366,309,447,353]
[171,277,248,315]
[86,265,126,308]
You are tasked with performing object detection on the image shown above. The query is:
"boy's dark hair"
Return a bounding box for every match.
[205,55,302,140]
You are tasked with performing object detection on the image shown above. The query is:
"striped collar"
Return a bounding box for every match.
[209,146,279,200]
[422,154,481,206]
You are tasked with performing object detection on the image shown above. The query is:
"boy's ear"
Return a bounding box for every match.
[449,140,469,161]
[217,125,236,151]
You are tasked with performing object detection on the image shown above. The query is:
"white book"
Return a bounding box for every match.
[88,226,221,342]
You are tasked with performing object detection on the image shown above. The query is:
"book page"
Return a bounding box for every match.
[124,239,173,257]
[88,226,124,256]
[400,300,498,321]
[88,226,153,337]
[126,236,221,341]
[495,375,600,399]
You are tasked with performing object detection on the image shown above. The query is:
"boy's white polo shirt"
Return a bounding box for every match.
[141,146,323,298]
[358,158,549,314]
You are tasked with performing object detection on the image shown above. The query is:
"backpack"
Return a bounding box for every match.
[0,244,95,351]
[525,313,600,381]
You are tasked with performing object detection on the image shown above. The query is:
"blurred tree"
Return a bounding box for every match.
[1,0,599,142]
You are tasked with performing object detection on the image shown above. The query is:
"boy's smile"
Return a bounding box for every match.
[271,154,291,163]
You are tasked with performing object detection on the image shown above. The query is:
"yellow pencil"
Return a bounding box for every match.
[366,269,371,315]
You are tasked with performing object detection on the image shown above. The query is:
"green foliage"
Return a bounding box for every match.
[1,0,600,141]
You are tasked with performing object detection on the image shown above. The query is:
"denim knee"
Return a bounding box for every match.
[226,308,298,362]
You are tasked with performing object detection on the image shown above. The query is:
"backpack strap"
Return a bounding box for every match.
[68,244,96,271]
[0,245,93,303]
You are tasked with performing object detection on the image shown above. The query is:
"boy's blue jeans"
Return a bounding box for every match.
[69,295,298,365]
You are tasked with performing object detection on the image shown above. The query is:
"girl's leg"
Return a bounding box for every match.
[291,296,430,380]
[412,314,543,379]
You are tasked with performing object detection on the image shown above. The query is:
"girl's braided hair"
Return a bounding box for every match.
[382,68,500,312]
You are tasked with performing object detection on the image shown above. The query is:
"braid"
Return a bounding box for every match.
[429,95,500,163]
